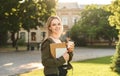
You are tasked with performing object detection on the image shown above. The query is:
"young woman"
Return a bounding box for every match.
[41,15,74,76]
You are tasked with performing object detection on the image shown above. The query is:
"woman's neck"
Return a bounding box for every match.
[49,34,61,43]
[50,34,60,39]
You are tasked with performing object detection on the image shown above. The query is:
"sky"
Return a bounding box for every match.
[58,0,113,5]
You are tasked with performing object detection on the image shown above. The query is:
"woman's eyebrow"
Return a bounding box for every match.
[52,23,60,25]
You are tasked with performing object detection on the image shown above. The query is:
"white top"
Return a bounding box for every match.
[49,36,61,43]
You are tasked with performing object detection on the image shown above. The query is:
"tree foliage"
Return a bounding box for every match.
[107,0,120,73]
[70,4,118,46]
[19,0,56,31]
[0,0,20,46]
[0,0,57,47]
[107,0,120,29]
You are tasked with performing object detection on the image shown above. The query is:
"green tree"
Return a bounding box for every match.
[0,0,9,45]
[97,6,118,46]
[107,0,120,73]
[19,0,57,31]
[18,0,56,50]
[70,4,118,46]
[0,0,57,47]
[0,0,20,46]
[70,24,84,46]
[6,0,20,47]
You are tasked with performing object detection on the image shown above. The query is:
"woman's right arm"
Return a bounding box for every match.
[41,39,66,67]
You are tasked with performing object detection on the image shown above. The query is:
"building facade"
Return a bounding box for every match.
[56,2,82,31]
[8,2,83,44]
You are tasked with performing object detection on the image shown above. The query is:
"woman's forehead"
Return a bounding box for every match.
[51,19,60,23]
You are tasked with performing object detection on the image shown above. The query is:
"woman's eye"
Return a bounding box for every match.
[52,24,56,26]
[58,23,61,26]
[52,23,61,26]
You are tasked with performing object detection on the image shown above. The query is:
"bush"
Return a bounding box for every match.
[17,38,25,46]
[72,36,87,46]
[110,41,120,73]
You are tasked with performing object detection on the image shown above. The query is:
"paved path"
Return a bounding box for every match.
[0,47,115,76]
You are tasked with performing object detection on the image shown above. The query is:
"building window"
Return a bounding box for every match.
[61,17,68,26]
[41,32,46,40]
[31,32,36,41]
[72,17,77,24]
[20,32,25,40]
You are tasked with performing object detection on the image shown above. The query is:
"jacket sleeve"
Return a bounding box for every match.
[41,39,66,67]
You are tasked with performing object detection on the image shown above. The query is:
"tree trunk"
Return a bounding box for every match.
[108,40,112,46]
[108,38,113,46]
[27,30,30,51]
[11,32,15,47]
[11,32,19,47]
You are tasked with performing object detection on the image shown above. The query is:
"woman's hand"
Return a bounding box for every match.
[63,52,69,61]
[67,41,74,52]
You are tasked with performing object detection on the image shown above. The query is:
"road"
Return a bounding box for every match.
[0,47,115,76]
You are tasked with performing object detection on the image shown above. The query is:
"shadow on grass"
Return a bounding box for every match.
[73,56,112,64]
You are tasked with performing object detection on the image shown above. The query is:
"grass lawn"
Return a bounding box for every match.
[19,56,119,76]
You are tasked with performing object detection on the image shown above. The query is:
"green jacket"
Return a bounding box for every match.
[41,38,73,75]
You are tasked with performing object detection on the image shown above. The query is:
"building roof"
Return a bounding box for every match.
[78,5,85,9]
[57,2,80,9]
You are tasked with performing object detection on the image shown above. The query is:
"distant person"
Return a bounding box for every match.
[41,15,74,76]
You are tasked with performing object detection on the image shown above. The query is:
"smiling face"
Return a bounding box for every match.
[49,19,63,35]
[47,16,63,37]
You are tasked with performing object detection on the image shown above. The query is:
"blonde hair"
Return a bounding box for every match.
[46,15,62,36]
